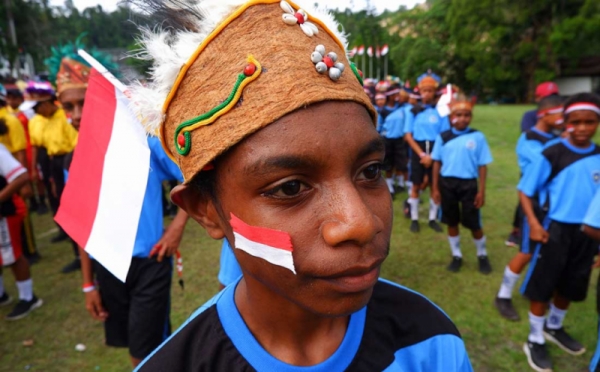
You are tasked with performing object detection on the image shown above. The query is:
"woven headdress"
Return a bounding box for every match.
[45,34,119,96]
[130,0,376,182]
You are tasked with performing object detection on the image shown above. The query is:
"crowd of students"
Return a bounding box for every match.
[0,2,599,371]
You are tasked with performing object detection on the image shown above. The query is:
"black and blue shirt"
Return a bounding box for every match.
[431,128,493,179]
[404,105,450,142]
[518,139,600,224]
[515,128,558,175]
[381,106,407,139]
[136,278,473,371]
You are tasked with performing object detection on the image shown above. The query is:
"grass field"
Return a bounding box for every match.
[1,104,598,371]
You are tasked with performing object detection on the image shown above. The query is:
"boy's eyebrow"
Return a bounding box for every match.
[245,137,386,177]
[355,137,386,161]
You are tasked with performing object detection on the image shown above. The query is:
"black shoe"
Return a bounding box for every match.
[505,232,520,247]
[447,256,462,272]
[403,199,411,219]
[6,296,43,320]
[0,292,13,307]
[51,231,69,244]
[410,220,420,233]
[26,252,42,266]
[37,204,49,215]
[523,342,552,372]
[543,326,586,356]
[390,191,396,201]
[478,255,492,274]
[61,259,81,274]
[494,297,520,321]
[428,220,443,233]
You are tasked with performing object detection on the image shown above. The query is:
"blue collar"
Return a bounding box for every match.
[531,127,554,139]
[562,138,596,154]
[451,127,471,135]
[217,280,366,372]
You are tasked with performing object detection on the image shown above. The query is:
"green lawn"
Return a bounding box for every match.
[1,105,598,371]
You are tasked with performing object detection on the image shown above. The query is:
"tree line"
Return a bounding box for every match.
[1,0,599,102]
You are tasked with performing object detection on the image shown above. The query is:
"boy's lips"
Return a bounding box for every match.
[319,259,384,293]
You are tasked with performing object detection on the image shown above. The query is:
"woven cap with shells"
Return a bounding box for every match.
[131,0,376,183]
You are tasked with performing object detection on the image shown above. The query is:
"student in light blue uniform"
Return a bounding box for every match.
[518,93,600,372]
[431,100,493,274]
[586,189,600,372]
[78,136,189,367]
[404,73,449,233]
[494,94,564,322]
[381,88,409,195]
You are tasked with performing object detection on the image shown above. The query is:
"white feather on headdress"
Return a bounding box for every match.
[128,0,348,135]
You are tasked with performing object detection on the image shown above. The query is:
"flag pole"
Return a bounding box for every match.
[78,49,128,94]
[362,51,366,77]
[369,52,373,79]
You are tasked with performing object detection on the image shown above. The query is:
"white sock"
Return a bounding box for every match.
[528,312,546,344]
[0,275,4,296]
[448,235,462,258]
[546,303,567,330]
[406,181,413,190]
[396,175,405,187]
[428,198,440,221]
[409,198,419,221]
[497,266,520,299]
[474,236,487,256]
[16,279,33,301]
[385,178,394,193]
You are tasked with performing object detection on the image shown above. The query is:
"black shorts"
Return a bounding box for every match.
[384,138,408,172]
[94,257,173,360]
[520,198,547,254]
[521,221,597,303]
[410,140,435,185]
[439,177,481,230]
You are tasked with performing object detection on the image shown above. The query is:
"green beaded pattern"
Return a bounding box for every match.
[350,62,363,86]
[174,73,247,156]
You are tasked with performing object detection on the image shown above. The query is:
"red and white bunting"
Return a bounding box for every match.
[367,46,373,57]
[381,44,389,56]
[357,45,365,55]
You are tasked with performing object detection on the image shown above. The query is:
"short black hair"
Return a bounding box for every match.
[537,94,563,112]
[563,92,600,120]
[6,88,23,99]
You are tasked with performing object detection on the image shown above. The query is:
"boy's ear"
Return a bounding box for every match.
[170,185,226,240]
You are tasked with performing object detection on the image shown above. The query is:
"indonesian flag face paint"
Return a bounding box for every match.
[230,213,296,274]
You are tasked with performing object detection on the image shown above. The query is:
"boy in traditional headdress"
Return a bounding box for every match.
[494,94,564,321]
[518,93,600,372]
[431,99,493,274]
[5,85,49,216]
[130,1,472,370]
[48,38,190,367]
[404,72,449,233]
[25,81,66,244]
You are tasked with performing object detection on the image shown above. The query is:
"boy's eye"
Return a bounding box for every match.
[361,163,382,181]
[265,180,307,198]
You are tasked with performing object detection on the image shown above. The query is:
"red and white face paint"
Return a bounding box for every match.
[230,213,296,274]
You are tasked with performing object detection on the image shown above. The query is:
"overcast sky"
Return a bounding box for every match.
[50,0,423,13]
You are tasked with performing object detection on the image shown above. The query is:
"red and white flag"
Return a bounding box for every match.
[381,44,389,56]
[367,46,373,57]
[230,213,296,274]
[357,46,365,55]
[349,47,357,57]
[55,68,150,282]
